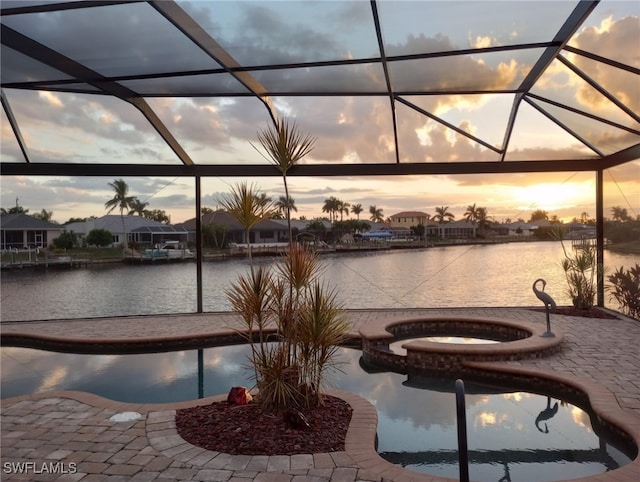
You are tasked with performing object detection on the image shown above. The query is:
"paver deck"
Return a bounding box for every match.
[2,308,639,481]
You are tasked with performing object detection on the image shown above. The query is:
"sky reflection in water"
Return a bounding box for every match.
[1,345,632,481]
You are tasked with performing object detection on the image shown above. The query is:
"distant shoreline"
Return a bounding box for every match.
[2,237,638,271]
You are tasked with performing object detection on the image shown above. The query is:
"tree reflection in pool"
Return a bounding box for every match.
[0,344,633,482]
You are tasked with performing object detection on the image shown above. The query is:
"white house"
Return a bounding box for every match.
[65,215,189,247]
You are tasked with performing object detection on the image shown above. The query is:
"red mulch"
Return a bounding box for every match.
[175,395,352,455]
[530,306,619,319]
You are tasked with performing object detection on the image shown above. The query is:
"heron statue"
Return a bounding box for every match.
[533,278,556,337]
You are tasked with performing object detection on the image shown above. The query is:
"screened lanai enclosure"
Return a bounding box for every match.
[1,0,639,314]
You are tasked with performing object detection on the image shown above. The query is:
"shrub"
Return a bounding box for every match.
[52,230,78,249]
[87,228,113,247]
[607,264,640,320]
[552,227,597,310]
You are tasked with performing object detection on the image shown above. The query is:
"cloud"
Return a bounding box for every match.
[572,16,640,114]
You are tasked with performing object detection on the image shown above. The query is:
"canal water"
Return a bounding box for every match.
[1,241,637,321]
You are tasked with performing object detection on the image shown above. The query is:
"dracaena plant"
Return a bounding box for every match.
[226,119,346,414]
[552,227,599,310]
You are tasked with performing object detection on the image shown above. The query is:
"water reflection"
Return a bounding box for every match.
[0,345,632,482]
[535,396,559,433]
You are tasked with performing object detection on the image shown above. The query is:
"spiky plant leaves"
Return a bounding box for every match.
[255,119,316,247]
[607,264,640,319]
[225,266,275,382]
[219,181,277,262]
[296,281,349,407]
[254,342,303,413]
[276,243,324,294]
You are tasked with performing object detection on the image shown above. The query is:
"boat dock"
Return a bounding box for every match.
[0,256,92,270]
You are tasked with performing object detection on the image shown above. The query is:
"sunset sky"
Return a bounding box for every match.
[1,0,638,225]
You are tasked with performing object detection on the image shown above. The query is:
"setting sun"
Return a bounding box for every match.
[513,181,594,215]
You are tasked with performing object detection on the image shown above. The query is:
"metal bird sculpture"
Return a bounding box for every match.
[533,279,557,310]
[533,278,556,337]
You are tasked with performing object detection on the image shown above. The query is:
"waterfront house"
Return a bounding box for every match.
[493,221,540,237]
[178,211,289,246]
[389,211,431,228]
[0,213,64,250]
[64,215,189,248]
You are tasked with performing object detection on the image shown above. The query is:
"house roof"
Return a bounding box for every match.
[1,1,637,179]
[271,219,333,231]
[178,211,287,231]
[64,215,176,234]
[0,213,64,231]
[390,211,431,218]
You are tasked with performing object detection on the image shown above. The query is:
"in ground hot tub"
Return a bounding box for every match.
[359,316,563,375]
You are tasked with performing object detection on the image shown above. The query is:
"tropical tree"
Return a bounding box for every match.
[434,205,454,224]
[63,217,88,224]
[476,207,491,236]
[464,203,479,237]
[350,203,363,219]
[305,219,327,243]
[1,200,28,214]
[144,209,171,224]
[322,197,340,223]
[129,198,149,216]
[104,179,135,249]
[529,209,549,222]
[464,203,478,223]
[337,200,350,221]
[219,181,276,262]
[256,119,315,247]
[31,209,54,223]
[202,223,228,250]
[610,206,630,222]
[275,195,297,219]
[369,205,384,223]
[434,205,455,239]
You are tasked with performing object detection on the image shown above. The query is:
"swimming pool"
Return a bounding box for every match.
[1,344,633,481]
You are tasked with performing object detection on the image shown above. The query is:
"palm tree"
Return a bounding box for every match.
[219,181,276,262]
[369,205,384,223]
[256,119,315,247]
[337,200,350,221]
[464,203,479,237]
[433,205,454,239]
[529,209,549,222]
[476,207,491,236]
[275,195,297,219]
[104,179,135,249]
[322,197,340,223]
[610,206,630,222]
[129,197,149,216]
[350,203,363,219]
[464,203,478,223]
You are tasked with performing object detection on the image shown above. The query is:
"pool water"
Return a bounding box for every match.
[1,345,633,481]
[389,336,499,355]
